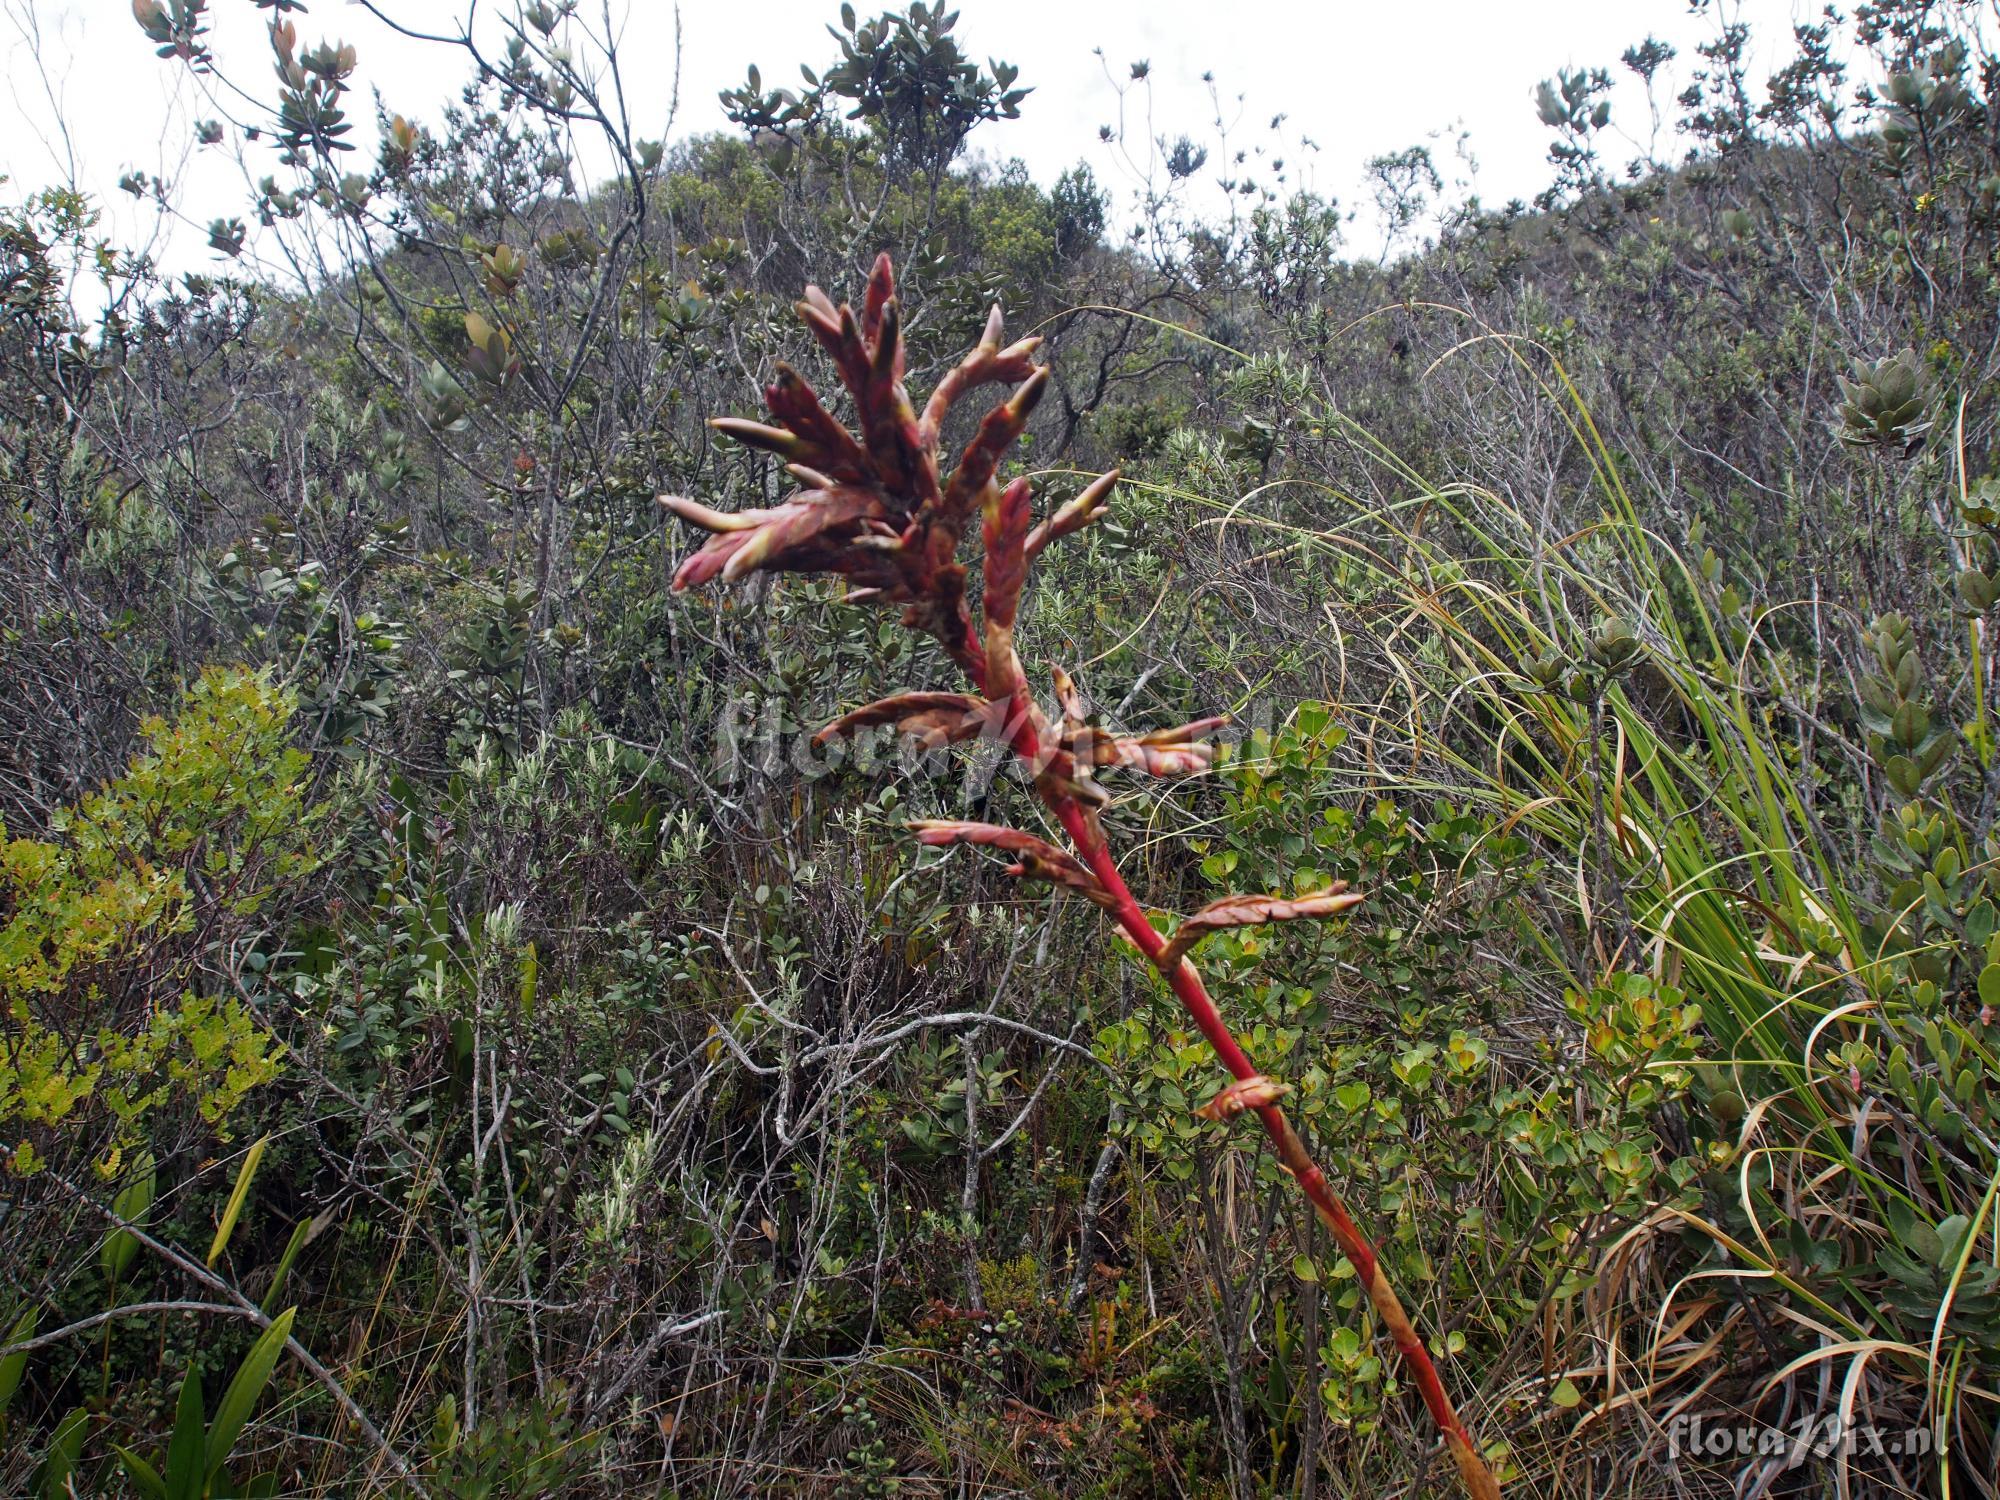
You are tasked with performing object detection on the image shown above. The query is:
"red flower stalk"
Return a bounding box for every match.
[662,254,1500,1499]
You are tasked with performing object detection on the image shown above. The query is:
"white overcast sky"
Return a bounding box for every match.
[4,0,1823,274]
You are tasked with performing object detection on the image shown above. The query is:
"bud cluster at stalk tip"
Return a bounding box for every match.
[661,252,1233,876]
[662,252,1052,686]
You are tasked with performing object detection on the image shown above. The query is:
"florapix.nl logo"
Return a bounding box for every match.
[1667,1412,1933,1466]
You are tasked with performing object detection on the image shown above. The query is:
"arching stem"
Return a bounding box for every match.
[1001,697,1500,1500]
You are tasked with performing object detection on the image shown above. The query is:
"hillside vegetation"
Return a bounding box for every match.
[3,1,1999,1495]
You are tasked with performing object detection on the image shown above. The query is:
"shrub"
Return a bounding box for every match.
[0,668,313,1175]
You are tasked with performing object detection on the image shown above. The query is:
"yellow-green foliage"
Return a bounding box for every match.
[0,667,314,1173]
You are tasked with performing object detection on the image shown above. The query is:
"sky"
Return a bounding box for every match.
[1,0,1822,274]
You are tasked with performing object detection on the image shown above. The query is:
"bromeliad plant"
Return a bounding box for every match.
[661,254,1501,1499]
